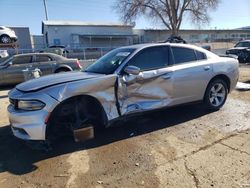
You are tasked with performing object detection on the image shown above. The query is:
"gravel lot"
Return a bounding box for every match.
[0,65,250,188]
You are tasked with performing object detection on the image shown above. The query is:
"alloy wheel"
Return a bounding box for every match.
[1,36,11,44]
[209,83,226,107]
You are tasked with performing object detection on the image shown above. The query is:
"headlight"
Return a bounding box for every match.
[18,100,45,111]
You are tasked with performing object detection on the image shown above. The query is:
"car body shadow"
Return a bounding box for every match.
[0,103,214,175]
[0,85,14,91]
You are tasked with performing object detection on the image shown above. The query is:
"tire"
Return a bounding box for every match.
[46,96,105,141]
[0,35,11,44]
[238,51,248,63]
[204,79,228,110]
[55,68,70,73]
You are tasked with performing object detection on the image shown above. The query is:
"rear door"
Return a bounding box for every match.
[2,55,33,85]
[169,46,213,105]
[117,46,175,115]
[33,54,53,75]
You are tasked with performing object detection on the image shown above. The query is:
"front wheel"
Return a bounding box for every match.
[204,79,228,110]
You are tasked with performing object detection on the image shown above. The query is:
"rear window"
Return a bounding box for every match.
[195,50,207,60]
[35,55,52,62]
[172,47,196,64]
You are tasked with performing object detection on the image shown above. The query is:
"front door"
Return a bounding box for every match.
[2,55,33,85]
[117,46,175,115]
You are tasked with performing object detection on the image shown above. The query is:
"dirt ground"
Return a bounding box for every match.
[0,65,250,188]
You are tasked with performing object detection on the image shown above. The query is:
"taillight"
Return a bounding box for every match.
[76,60,82,69]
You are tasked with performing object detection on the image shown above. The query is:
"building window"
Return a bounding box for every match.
[190,35,199,39]
[53,39,61,45]
[211,34,217,39]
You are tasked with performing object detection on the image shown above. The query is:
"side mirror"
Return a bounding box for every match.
[124,65,140,75]
[8,61,13,66]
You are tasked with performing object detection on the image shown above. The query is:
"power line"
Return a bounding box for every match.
[43,0,49,20]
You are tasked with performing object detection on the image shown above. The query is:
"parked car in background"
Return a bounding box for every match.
[164,36,187,43]
[201,45,211,51]
[226,40,250,63]
[8,43,238,142]
[0,52,82,86]
[40,45,69,56]
[0,26,17,44]
[0,50,9,58]
[49,45,69,53]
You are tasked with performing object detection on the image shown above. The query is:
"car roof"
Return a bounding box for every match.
[119,43,218,58]
[119,42,208,51]
[237,40,250,42]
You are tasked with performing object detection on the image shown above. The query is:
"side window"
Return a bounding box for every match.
[172,47,196,64]
[12,56,32,65]
[35,55,52,62]
[128,46,169,71]
[195,50,207,60]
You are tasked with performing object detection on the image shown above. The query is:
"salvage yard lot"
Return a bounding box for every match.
[0,65,250,188]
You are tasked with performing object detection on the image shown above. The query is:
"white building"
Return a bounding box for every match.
[42,20,136,48]
[140,29,250,43]
[41,20,250,50]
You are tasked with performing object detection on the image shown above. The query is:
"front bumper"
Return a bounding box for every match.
[11,37,17,42]
[8,105,49,140]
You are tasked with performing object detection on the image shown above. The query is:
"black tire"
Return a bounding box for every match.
[0,35,11,44]
[55,68,70,73]
[46,96,105,141]
[204,79,228,110]
[238,51,248,64]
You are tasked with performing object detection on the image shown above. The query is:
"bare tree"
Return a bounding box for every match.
[114,0,220,35]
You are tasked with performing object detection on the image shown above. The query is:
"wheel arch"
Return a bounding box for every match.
[54,65,72,73]
[46,94,108,140]
[203,74,231,99]
[0,34,10,38]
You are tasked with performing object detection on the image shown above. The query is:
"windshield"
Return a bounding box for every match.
[85,48,135,74]
[0,56,13,66]
[235,42,250,48]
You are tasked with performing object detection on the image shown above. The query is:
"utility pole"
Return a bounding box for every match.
[43,0,49,20]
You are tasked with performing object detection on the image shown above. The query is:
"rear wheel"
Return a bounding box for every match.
[0,35,11,44]
[204,79,228,110]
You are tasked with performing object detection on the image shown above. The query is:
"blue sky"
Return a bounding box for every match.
[0,0,249,34]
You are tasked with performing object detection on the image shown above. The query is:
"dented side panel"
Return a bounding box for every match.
[117,67,175,115]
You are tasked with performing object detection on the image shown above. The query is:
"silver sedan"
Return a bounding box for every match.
[0,53,82,86]
[8,43,239,141]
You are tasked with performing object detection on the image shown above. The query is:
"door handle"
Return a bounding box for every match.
[204,66,210,71]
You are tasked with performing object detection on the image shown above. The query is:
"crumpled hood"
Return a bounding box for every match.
[16,71,103,92]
